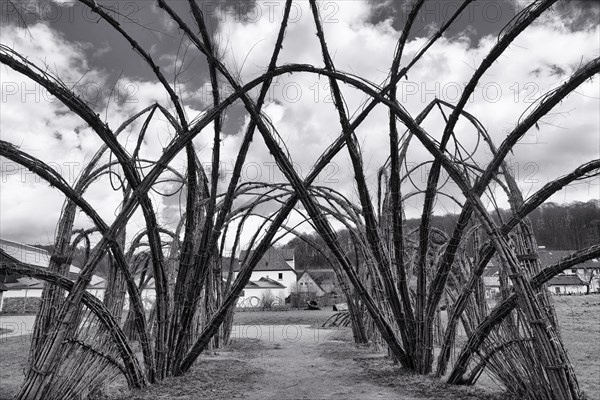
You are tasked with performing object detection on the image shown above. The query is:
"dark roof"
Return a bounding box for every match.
[221,257,240,271]
[482,250,600,277]
[300,269,336,286]
[220,257,240,277]
[547,274,586,286]
[0,239,51,268]
[538,250,599,270]
[0,238,104,288]
[298,269,337,293]
[237,248,295,272]
[483,263,501,278]
[3,278,44,290]
[245,277,286,289]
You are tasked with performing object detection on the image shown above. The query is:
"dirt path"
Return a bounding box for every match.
[94,323,503,399]
[214,324,499,400]
[2,324,503,400]
[3,305,596,399]
[231,324,401,400]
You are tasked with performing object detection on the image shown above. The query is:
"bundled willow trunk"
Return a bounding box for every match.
[0,0,598,399]
[441,169,581,399]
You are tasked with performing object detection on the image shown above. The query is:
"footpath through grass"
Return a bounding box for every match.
[0,296,598,399]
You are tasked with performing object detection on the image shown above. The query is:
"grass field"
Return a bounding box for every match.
[232,308,337,328]
[0,295,598,399]
[552,295,600,398]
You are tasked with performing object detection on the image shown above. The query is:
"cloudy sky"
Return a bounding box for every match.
[1,0,599,249]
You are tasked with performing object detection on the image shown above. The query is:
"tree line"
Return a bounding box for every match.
[284,200,600,270]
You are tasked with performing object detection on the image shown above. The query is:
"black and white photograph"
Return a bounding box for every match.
[0,1,599,399]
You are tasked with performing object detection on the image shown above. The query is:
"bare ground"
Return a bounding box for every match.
[1,297,598,400]
[94,326,505,400]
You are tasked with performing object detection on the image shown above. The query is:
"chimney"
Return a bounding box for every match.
[285,249,295,270]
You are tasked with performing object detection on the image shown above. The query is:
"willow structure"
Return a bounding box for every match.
[1,1,599,399]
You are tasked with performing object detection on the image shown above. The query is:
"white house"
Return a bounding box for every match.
[296,269,337,297]
[0,282,8,311]
[86,278,157,310]
[547,274,587,295]
[237,277,288,307]
[539,249,600,294]
[232,248,297,307]
[482,249,600,297]
[0,239,105,312]
[482,261,503,299]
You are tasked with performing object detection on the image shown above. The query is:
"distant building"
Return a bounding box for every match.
[0,238,105,313]
[481,249,600,297]
[482,262,501,300]
[0,282,8,311]
[237,277,288,307]
[538,249,600,293]
[296,269,337,297]
[230,248,297,307]
[547,274,587,295]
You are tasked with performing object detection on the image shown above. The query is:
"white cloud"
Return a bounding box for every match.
[209,0,599,234]
[0,23,199,245]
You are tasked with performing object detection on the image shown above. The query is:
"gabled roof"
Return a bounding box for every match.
[0,282,9,291]
[298,269,337,293]
[0,239,51,268]
[482,249,600,278]
[299,269,336,285]
[483,263,501,278]
[237,248,295,272]
[244,277,286,289]
[547,274,586,286]
[221,257,240,273]
[0,238,104,287]
[3,278,44,290]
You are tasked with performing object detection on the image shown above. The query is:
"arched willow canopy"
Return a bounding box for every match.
[0,1,598,399]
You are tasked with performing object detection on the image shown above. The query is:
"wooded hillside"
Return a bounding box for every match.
[284,200,600,270]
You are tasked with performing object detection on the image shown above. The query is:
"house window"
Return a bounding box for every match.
[278,273,283,280]
[571,269,577,273]
[241,290,245,297]
[555,287,560,294]
[266,261,269,266]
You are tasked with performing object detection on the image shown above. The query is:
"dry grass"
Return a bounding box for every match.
[552,294,600,398]
[94,354,262,400]
[0,298,597,399]
[0,335,30,400]
[461,294,600,399]
[232,309,336,328]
